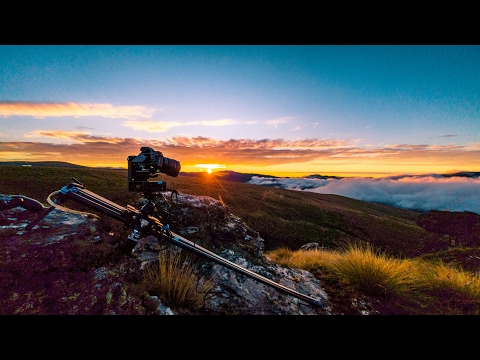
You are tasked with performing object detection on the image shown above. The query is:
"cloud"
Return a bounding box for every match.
[0,101,154,120]
[194,164,226,169]
[0,135,358,168]
[196,119,238,127]
[266,117,290,128]
[247,175,480,215]
[123,119,237,133]
[123,120,183,133]
[22,130,130,144]
[429,134,458,138]
[2,134,480,174]
[23,130,90,141]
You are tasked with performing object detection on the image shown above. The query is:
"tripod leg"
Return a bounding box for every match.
[25,206,55,231]
[123,239,138,254]
[123,228,142,254]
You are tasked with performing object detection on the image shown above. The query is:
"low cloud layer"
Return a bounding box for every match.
[247,174,480,215]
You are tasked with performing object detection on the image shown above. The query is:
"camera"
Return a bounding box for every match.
[127,147,181,193]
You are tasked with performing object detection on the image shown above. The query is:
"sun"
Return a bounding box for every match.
[194,163,225,174]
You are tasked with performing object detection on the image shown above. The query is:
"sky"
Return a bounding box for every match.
[1,45,479,178]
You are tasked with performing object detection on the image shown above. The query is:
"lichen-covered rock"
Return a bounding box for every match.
[203,249,327,315]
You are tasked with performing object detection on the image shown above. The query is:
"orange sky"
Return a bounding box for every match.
[1,132,479,178]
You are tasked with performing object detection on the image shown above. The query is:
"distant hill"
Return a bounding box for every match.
[305,174,344,180]
[180,170,278,183]
[2,161,478,181]
[387,171,480,180]
[0,161,127,171]
[0,161,89,169]
[443,171,480,178]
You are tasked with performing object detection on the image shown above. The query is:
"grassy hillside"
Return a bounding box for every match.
[3,165,480,314]
[0,166,138,206]
[168,172,430,257]
[0,165,431,258]
[0,161,90,168]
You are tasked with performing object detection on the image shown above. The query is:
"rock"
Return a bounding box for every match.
[300,242,322,251]
[0,194,45,212]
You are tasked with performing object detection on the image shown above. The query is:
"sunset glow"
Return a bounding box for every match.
[193,164,226,174]
[0,45,479,178]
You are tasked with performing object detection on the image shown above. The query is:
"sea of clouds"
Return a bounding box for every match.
[247,174,480,215]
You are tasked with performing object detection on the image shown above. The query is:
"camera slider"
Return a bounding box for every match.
[27,180,324,309]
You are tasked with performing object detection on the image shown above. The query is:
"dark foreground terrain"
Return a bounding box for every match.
[1,165,480,315]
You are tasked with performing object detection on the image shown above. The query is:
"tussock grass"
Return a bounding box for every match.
[267,243,480,314]
[416,261,480,300]
[329,243,418,298]
[267,247,342,272]
[141,248,216,312]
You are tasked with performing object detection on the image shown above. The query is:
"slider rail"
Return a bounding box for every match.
[59,183,129,223]
[167,231,325,308]
[53,182,325,309]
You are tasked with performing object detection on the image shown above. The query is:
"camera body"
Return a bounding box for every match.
[127,147,181,193]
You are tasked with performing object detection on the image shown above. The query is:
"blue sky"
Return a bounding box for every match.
[1,45,479,177]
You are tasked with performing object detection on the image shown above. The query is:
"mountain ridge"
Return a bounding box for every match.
[2,161,477,181]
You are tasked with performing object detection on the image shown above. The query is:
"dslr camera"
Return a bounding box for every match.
[127,146,181,193]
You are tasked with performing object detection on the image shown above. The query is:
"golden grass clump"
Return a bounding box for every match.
[141,248,216,312]
[266,246,341,272]
[267,242,480,313]
[415,260,480,300]
[329,243,418,298]
[268,243,420,298]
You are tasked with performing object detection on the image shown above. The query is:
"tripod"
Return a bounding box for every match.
[26,179,325,309]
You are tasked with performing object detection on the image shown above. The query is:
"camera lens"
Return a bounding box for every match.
[161,157,181,177]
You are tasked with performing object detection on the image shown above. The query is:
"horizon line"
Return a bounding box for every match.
[1,160,477,179]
